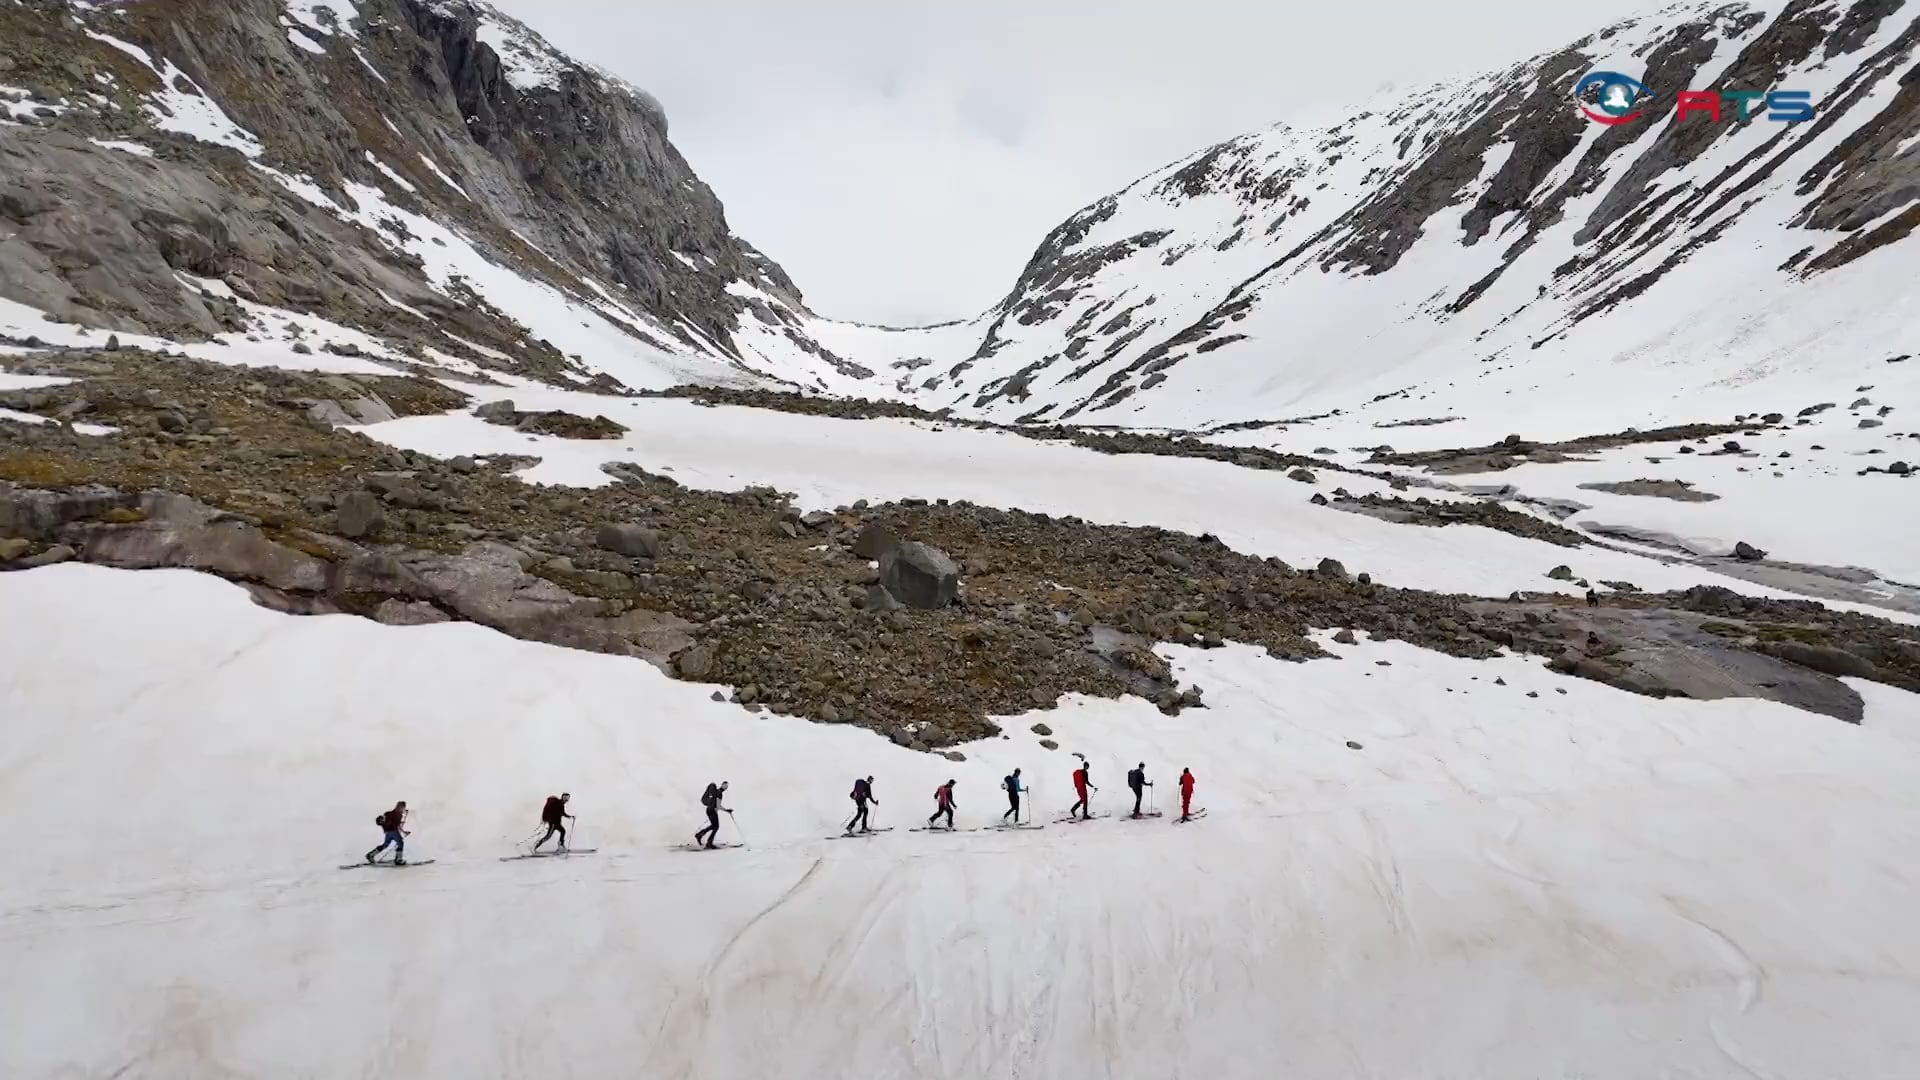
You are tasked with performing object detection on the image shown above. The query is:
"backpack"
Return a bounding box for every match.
[852,779,869,800]
[701,784,719,808]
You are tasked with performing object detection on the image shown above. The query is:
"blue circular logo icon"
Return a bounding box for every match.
[1574,71,1650,125]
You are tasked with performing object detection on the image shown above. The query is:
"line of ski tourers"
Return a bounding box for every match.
[349,756,1202,868]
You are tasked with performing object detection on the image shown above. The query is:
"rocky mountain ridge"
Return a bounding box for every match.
[826,0,1919,431]
[0,0,857,389]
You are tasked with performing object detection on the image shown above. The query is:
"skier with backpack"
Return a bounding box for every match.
[847,776,878,834]
[694,781,731,849]
[1127,763,1153,818]
[1178,768,1197,821]
[927,779,958,830]
[532,792,573,852]
[365,800,409,865]
[1001,768,1024,823]
[1069,759,1096,820]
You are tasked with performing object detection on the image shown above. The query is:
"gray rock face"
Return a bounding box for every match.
[474,400,518,423]
[1756,641,1878,680]
[0,0,843,382]
[597,523,660,559]
[373,600,452,627]
[674,644,715,680]
[879,542,960,609]
[336,491,386,540]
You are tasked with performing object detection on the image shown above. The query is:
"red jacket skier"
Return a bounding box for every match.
[1069,764,1096,820]
[926,780,957,830]
[1178,768,1196,821]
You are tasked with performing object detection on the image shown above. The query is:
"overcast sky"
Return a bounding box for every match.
[492,2,1656,326]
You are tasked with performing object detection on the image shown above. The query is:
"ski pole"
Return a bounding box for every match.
[728,809,746,845]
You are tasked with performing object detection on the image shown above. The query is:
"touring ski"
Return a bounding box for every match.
[674,842,743,852]
[1173,809,1209,823]
[500,848,599,861]
[339,859,436,869]
[829,828,895,840]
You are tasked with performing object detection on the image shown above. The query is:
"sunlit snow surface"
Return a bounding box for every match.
[1,565,1916,1078]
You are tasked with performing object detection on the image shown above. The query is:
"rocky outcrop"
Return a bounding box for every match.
[0,0,840,385]
[0,479,697,667]
[477,400,627,439]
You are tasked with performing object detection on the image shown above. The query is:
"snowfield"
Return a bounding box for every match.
[2,565,1918,1079]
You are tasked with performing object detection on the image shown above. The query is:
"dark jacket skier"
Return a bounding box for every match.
[533,792,573,852]
[366,800,408,865]
[694,781,730,848]
[1127,764,1152,818]
[847,776,878,834]
[1001,769,1023,823]
[927,780,957,829]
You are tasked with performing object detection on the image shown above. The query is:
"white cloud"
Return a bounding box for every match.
[489,0,1662,326]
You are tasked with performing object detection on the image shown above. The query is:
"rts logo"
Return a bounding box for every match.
[1574,70,1815,125]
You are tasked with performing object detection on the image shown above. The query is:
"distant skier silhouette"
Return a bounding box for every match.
[847,776,877,834]
[366,800,409,865]
[694,781,730,849]
[1002,768,1024,823]
[1127,763,1152,818]
[1178,768,1196,821]
[927,779,957,829]
[532,793,573,852]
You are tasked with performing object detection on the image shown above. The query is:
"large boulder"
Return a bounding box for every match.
[878,541,960,609]
[1733,541,1768,562]
[596,522,660,558]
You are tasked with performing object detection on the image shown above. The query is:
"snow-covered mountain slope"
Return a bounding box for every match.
[829,0,1920,433]
[5,564,1919,1079]
[0,0,859,391]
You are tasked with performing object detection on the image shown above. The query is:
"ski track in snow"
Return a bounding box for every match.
[2,566,1919,1078]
